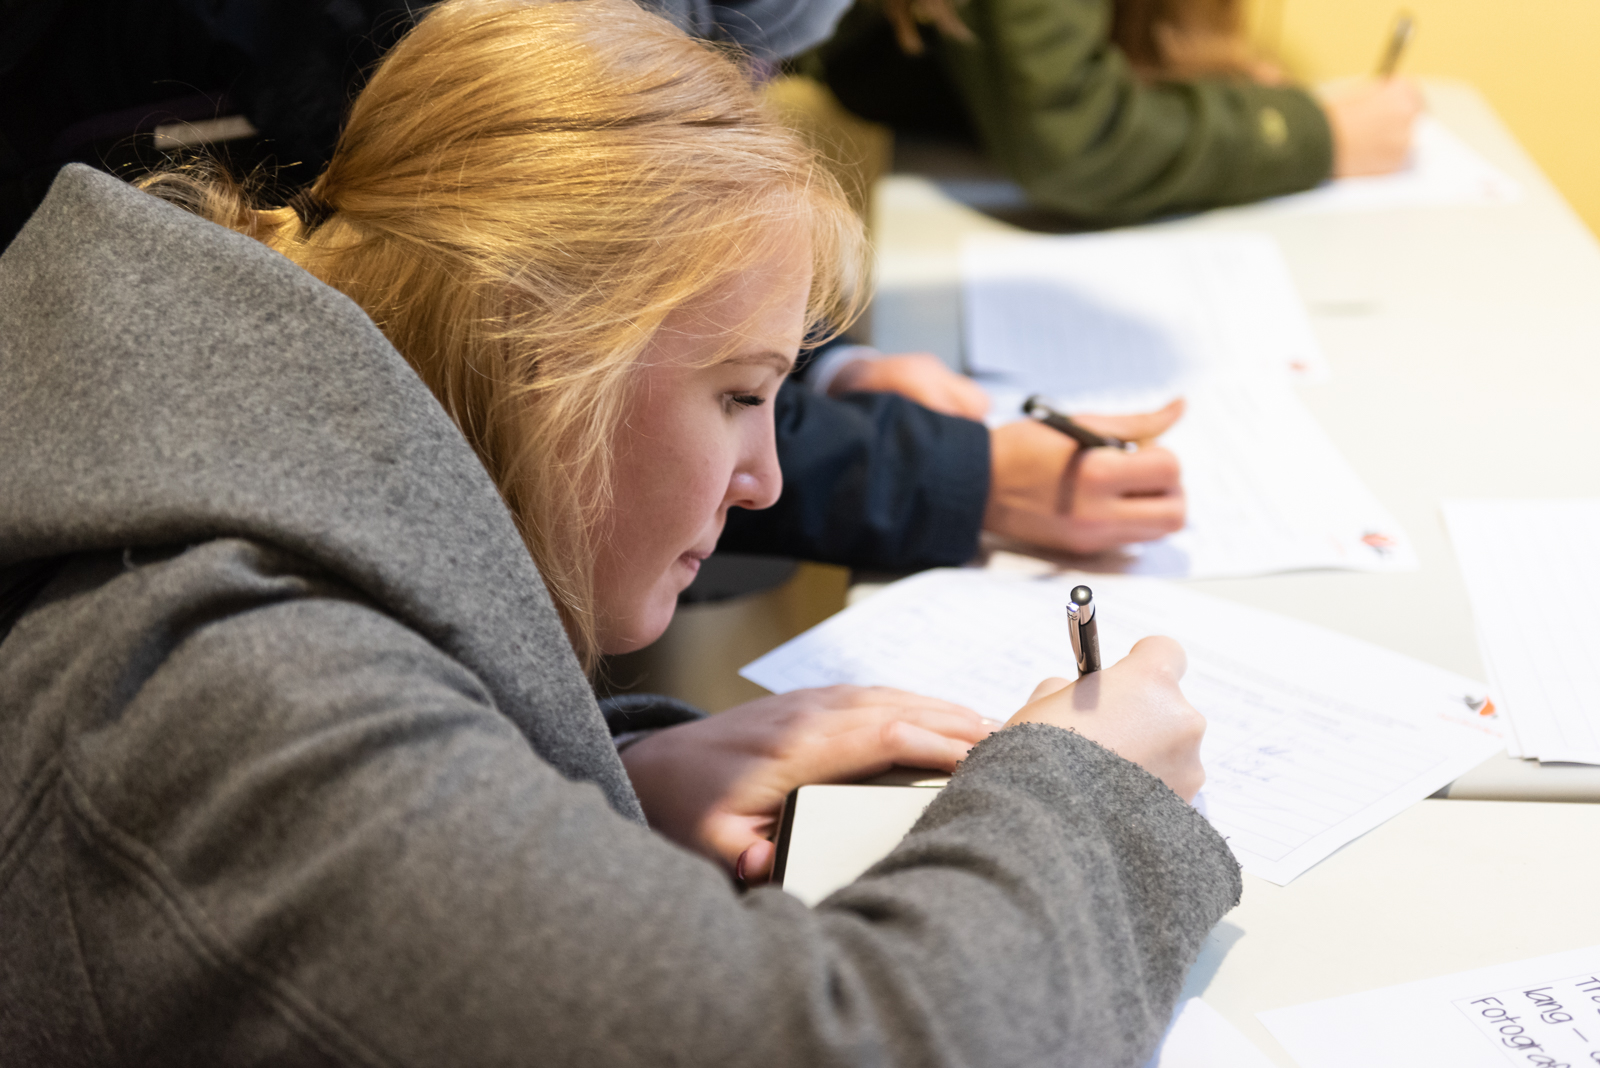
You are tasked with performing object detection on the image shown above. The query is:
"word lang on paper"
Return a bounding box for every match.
[1260,944,1600,1068]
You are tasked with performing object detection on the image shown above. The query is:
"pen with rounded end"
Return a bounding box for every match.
[1022,395,1133,452]
[1066,585,1101,677]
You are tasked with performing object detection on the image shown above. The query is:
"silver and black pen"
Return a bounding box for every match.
[1066,585,1101,677]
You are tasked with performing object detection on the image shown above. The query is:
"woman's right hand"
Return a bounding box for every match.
[1325,78,1425,177]
[1007,636,1206,801]
[984,401,1187,555]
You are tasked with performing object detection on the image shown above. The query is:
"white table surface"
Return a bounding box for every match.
[1187,799,1600,1066]
[870,80,1600,801]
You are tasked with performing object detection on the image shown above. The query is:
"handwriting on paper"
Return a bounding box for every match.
[1457,973,1600,1066]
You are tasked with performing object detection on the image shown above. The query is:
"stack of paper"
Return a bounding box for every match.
[1443,499,1600,764]
[963,231,1415,579]
[743,569,1503,884]
[1260,944,1600,1068]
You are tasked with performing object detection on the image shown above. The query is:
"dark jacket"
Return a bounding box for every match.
[720,380,991,569]
[0,165,1240,1066]
[0,0,851,247]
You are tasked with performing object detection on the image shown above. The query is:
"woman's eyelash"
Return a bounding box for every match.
[729,393,764,409]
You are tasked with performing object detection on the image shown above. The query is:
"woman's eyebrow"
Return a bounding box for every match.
[734,350,797,374]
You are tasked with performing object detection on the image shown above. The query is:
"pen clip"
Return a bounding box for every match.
[1066,601,1085,666]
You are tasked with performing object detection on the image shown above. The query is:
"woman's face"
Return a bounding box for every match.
[593,243,811,654]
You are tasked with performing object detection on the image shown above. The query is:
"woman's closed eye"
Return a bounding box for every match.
[726,392,765,410]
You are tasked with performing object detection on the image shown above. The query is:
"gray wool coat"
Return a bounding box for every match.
[0,166,1241,1067]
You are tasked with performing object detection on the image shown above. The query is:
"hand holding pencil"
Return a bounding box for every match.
[1322,11,1424,178]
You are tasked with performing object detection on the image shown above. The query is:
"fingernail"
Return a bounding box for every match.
[980,717,1004,734]
[735,848,749,891]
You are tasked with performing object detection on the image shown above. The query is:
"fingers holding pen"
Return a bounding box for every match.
[1077,444,1184,501]
[1010,635,1205,801]
[1061,447,1186,551]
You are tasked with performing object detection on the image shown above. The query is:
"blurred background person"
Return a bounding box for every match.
[805,0,1424,224]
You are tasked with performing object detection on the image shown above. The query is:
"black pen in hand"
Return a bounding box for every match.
[1066,585,1101,677]
[1023,395,1135,452]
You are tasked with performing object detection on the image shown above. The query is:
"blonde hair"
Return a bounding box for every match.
[141,0,867,669]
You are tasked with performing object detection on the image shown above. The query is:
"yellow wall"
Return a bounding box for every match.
[1250,0,1600,234]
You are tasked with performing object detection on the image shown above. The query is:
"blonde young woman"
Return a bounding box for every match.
[0,1,1237,1063]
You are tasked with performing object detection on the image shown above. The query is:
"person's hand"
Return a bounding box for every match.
[1009,636,1205,800]
[828,353,991,421]
[984,400,1185,555]
[1323,78,1424,177]
[619,687,998,883]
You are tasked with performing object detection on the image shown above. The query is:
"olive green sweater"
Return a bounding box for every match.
[823,0,1333,224]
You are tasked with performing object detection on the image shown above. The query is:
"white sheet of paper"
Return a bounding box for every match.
[1260,115,1523,215]
[1442,499,1600,765]
[1145,999,1278,1068]
[964,230,1327,406]
[1259,944,1600,1068]
[741,569,1502,884]
[962,231,1415,580]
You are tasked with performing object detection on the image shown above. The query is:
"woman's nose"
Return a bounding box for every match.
[728,439,783,512]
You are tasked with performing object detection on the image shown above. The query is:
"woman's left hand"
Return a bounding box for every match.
[619,686,998,884]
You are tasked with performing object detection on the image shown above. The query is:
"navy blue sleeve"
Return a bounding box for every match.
[719,379,991,569]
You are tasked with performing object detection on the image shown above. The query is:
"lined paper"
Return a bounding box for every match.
[1443,499,1600,765]
[743,569,1502,884]
[963,231,1415,580]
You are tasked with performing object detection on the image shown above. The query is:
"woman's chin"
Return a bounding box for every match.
[595,593,679,657]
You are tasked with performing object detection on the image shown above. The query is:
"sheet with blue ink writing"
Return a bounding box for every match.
[742,567,1503,884]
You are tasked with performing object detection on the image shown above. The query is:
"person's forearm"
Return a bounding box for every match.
[825,724,1242,1066]
[939,0,1333,223]
[115,602,1236,1067]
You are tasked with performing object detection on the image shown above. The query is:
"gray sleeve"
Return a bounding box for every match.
[65,597,1239,1068]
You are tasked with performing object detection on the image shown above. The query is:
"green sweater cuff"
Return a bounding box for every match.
[1204,81,1334,204]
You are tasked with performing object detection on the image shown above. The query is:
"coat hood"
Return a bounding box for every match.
[0,165,641,819]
